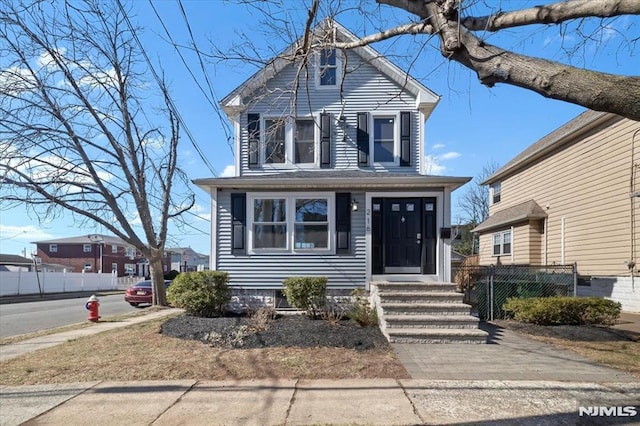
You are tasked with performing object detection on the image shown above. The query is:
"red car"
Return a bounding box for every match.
[124,280,171,307]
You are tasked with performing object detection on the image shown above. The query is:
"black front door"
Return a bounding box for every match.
[383,198,422,273]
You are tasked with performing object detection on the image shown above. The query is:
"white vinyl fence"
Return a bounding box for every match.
[0,270,129,296]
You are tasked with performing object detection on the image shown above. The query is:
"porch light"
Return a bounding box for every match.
[351,199,359,211]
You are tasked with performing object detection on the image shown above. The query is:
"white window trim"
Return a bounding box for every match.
[260,115,319,169]
[314,49,343,90]
[247,192,335,254]
[111,245,118,254]
[492,230,512,256]
[49,244,57,253]
[83,244,92,253]
[370,113,400,166]
[490,182,501,205]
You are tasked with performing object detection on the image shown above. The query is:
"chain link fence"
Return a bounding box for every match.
[455,263,577,320]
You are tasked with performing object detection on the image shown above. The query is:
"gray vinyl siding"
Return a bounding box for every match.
[216,189,366,289]
[238,49,421,176]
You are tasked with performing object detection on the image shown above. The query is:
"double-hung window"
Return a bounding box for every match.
[492,230,511,256]
[83,244,92,253]
[252,198,287,249]
[262,117,316,166]
[264,119,286,164]
[49,244,57,253]
[491,182,501,204]
[373,117,395,163]
[294,119,315,164]
[319,49,337,86]
[294,199,329,249]
[249,193,333,253]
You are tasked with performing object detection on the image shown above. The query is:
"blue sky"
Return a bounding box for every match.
[1,1,638,257]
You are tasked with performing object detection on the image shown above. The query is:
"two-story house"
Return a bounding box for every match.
[473,110,640,312]
[194,20,477,316]
[33,234,171,277]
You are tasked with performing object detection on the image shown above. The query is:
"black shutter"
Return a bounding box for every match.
[231,193,246,255]
[400,111,411,166]
[357,112,369,166]
[320,113,331,168]
[247,114,260,168]
[336,192,351,254]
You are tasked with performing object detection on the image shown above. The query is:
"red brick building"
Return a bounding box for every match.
[33,234,172,277]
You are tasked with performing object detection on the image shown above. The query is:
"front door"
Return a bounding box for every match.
[371,197,437,275]
[383,198,422,273]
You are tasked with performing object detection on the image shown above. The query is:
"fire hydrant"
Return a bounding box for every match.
[85,294,100,322]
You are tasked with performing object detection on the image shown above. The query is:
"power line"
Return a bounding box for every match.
[176,0,234,154]
[115,0,219,177]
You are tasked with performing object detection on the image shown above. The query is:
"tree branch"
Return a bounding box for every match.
[461,0,640,32]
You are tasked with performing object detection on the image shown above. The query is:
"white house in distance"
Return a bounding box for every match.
[195,19,486,343]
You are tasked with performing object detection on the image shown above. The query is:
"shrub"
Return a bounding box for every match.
[347,289,378,327]
[503,296,621,326]
[167,271,231,317]
[282,276,327,318]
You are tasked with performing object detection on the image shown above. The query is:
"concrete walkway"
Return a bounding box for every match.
[393,322,639,382]
[0,310,638,425]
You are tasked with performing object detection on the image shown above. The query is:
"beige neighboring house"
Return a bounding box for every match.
[473,110,640,312]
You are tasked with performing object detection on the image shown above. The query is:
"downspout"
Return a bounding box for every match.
[543,217,548,265]
[630,128,640,290]
[561,217,566,265]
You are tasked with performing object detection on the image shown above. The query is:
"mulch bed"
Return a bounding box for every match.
[161,314,390,350]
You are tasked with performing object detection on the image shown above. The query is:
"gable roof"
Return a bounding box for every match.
[472,200,547,233]
[483,110,623,185]
[221,18,439,117]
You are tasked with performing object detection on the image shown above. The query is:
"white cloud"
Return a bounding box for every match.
[0,224,54,242]
[432,143,445,150]
[423,155,447,175]
[439,151,462,160]
[220,164,235,177]
[37,47,67,70]
[423,151,462,175]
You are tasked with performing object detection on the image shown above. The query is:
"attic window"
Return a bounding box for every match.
[316,48,342,89]
[319,49,337,85]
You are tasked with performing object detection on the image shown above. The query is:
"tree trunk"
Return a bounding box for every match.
[149,251,167,306]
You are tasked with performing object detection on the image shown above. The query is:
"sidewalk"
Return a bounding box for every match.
[2,379,639,425]
[1,309,639,425]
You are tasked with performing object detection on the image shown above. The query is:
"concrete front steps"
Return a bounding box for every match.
[373,281,488,344]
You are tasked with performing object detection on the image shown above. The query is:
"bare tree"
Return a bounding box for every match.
[222,0,640,121]
[0,0,194,305]
[458,161,500,226]
[453,161,499,255]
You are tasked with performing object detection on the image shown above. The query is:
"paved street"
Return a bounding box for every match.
[0,294,138,338]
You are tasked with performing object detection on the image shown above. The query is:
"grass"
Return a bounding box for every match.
[0,318,408,385]
[0,307,165,345]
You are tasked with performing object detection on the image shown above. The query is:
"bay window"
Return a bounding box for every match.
[249,193,333,253]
